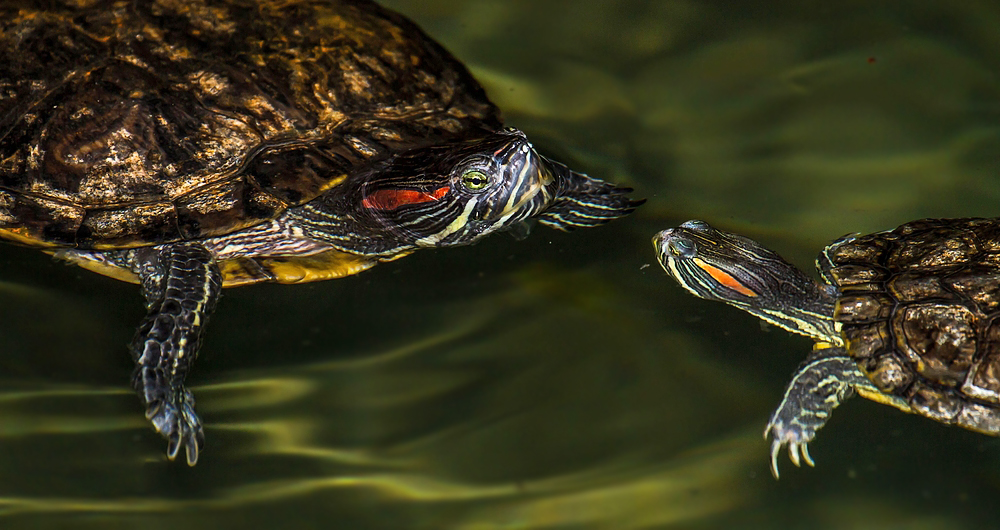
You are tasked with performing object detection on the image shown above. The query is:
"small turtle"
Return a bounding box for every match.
[0,0,642,464]
[654,219,1000,477]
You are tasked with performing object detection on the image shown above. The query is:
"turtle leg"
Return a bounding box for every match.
[763,345,875,479]
[129,243,222,465]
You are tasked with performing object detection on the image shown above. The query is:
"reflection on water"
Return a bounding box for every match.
[3,0,1000,528]
[0,258,766,526]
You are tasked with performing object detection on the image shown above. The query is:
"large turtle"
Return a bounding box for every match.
[654,218,1000,477]
[0,0,642,465]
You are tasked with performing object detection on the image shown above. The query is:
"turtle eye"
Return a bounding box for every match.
[461,170,490,190]
[668,238,696,258]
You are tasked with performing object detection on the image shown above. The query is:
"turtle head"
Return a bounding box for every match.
[340,127,642,252]
[653,220,839,342]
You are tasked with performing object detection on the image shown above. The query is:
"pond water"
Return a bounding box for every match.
[2,0,1000,528]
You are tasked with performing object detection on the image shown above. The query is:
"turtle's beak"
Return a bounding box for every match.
[652,229,672,253]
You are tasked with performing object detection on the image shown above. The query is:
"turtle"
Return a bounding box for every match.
[0,0,643,465]
[653,218,1000,478]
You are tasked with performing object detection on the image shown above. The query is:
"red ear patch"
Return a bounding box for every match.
[362,186,450,210]
[693,258,758,297]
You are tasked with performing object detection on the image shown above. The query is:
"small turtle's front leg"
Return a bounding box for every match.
[130,243,222,465]
[763,346,872,479]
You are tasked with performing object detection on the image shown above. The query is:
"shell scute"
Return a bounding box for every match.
[0,0,500,248]
[830,218,1000,431]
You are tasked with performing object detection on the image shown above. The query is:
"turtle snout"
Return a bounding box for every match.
[652,229,674,253]
[653,229,697,260]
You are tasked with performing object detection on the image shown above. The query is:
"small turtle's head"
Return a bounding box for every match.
[356,127,642,249]
[654,220,782,305]
[654,220,838,342]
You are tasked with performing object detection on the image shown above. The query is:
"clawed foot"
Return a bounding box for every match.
[757,349,864,478]
[145,389,204,465]
[763,415,817,479]
[129,243,220,464]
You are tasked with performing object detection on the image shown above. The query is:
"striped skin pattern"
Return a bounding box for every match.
[654,221,838,344]
[652,221,891,478]
[1,0,645,465]
[60,126,642,466]
[284,127,643,260]
[655,219,1000,478]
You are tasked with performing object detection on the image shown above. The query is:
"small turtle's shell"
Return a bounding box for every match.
[822,218,1000,434]
[0,0,499,249]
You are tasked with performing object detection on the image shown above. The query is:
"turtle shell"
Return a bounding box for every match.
[0,0,500,249]
[822,217,1000,434]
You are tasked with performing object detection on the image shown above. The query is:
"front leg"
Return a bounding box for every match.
[130,243,222,465]
[763,346,871,478]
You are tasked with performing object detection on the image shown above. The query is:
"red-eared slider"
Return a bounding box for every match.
[0,0,642,465]
[654,218,1000,477]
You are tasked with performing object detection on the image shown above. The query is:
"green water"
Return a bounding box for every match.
[3,0,1000,528]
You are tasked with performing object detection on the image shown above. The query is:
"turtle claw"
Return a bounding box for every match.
[764,416,817,479]
[758,350,864,478]
[800,443,815,467]
[767,438,816,479]
[146,390,204,466]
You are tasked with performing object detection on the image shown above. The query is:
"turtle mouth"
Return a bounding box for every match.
[652,229,672,254]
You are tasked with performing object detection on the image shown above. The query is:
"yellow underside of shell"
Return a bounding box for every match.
[0,228,59,247]
[50,248,409,288]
